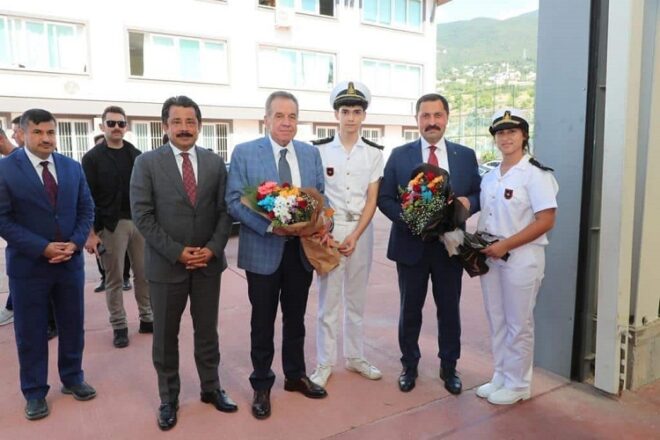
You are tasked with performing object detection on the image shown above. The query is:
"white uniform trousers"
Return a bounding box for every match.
[480,244,545,390]
[316,221,373,366]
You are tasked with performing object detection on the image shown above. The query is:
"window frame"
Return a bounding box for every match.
[200,120,232,161]
[361,126,384,143]
[257,45,336,91]
[361,0,424,33]
[257,0,336,19]
[56,118,93,162]
[0,14,88,75]
[361,57,423,98]
[131,119,163,152]
[127,29,229,85]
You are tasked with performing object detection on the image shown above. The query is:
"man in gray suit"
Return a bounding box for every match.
[130,96,237,431]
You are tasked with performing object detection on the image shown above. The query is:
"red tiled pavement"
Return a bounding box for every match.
[0,213,658,439]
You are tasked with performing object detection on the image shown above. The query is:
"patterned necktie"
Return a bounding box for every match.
[40,161,58,207]
[279,149,292,185]
[428,145,439,167]
[180,152,197,205]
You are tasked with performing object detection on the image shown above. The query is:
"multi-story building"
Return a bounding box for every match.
[0,0,450,161]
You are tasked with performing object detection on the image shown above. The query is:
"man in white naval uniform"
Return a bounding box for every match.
[310,81,384,387]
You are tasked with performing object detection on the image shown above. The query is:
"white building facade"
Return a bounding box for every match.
[0,0,449,160]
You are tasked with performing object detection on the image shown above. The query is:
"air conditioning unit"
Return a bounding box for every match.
[275,6,295,29]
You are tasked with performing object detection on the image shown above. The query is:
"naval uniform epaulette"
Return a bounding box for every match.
[361,137,384,150]
[311,136,334,146]
[529,157,554,172]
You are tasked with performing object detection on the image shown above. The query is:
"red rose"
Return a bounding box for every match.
[282,182,291,188]
[413,184,421,193]
[267,211,275,219]
[401,192,410,202]
[425,172,435,182]
[298,200,308,209]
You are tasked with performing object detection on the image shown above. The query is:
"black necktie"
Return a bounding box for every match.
[279,149,292,185]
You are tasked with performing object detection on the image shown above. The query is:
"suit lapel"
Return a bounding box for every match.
[446,141,458,186]
[156,145,192,207]
[15,149,52,210]
[408,140,424,173]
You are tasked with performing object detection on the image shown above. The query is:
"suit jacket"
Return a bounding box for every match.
[130,145,231,283]
[81,139,141,233]
[0,149,94,277]
[377,139,481,266]
[225,137,325,275]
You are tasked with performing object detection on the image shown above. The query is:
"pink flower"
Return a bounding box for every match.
[258,181,278,198]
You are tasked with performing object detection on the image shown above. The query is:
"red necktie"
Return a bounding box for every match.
[40,161,58,207]
[181,152,197,205]
[428,145,439,167]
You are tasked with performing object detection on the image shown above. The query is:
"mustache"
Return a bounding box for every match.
[176,132,194,138]
[425,125,442,132]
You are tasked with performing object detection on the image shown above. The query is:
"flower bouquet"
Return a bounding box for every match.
[399,163,469,254]
[242,181,341,275]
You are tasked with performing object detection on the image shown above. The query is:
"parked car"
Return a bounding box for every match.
[478,160,501,176]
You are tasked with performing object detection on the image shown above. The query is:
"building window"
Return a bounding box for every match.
[314,125,337,139]
[361,127,382,143]
[258,0,334,17]
[362,58,421,98]
[258,46,335,90]
[57,120,91,162]
[363,0,422,30]
[201,122,230,160]
[403,128,418,142]
[0,15,87,73]
[129,31,228,83]
[133,121,162,152]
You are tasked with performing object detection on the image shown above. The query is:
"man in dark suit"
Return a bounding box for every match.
[226,91,328,420]
[0,109,96,420]
[130,96,237,431]
[378,93,481,395]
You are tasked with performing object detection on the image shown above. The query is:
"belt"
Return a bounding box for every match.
[339,213,361,222]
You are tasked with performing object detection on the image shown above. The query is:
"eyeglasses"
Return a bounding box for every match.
[105,120,127,128]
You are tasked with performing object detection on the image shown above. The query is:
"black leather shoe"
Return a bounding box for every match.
[25,398,49,420]
[47,325,58,340]
[398,367,418,392]
[94,280,106,293]
[157,402,178,431]
[283,376,327,399]
[251,389,271,420]
[61,381,97,401]
[122,279,132,291]
[440,368,462,395]
[139,320,153,334]
[201,389,238,413]
[113,328,129,348]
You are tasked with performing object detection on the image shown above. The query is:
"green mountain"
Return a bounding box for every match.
[437,11,538,73]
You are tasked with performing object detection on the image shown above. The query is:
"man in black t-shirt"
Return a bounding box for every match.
[82,106,153,348]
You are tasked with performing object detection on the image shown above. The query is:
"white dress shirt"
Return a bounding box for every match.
[24,148,58,184]
[269,136,301,187]
[420,137,450,174]
[170,143,198,184]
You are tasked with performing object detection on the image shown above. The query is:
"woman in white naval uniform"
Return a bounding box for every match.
[309,81,384,387]
[476,109,558,405]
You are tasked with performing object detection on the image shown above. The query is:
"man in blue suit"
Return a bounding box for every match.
[0,109,96,420]
[226,91,328,420]
[378,94,481,395]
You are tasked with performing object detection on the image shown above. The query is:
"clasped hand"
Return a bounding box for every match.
[43,242,77,264]
[178,247,214,270]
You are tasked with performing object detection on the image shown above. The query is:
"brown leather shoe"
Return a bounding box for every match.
[283,376,327,399]
[252,389,271,420]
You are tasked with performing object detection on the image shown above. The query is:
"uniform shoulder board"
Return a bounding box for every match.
[311,136,334,146]
[361,137,384,150]
[529,157,554,172]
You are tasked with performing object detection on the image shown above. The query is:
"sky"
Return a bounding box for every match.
[436,0,539,23]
